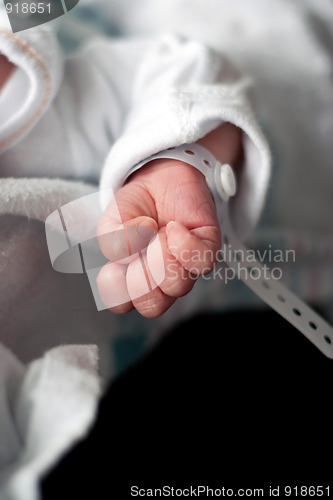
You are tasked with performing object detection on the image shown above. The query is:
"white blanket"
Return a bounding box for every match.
[0,178,102,500]
[0,343,100,500]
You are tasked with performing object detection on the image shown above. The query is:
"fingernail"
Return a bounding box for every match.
[136,224,156,240]
[166,221,176,234]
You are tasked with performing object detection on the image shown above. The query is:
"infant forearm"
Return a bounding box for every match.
[197,123,243,167]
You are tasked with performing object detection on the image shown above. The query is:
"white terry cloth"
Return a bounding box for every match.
[88,0,333,309]
[0,344,101,500]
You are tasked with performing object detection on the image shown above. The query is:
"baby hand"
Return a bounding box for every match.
[97,123,242,318]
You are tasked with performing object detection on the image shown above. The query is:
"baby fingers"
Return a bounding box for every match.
[165,220,221,276]
[97,215,158,264]
[96,262,133,314]
[147,229,195,298]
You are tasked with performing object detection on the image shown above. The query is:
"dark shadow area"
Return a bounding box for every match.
[42,309,333,498]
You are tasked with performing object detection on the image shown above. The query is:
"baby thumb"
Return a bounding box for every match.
[98,216,158,263]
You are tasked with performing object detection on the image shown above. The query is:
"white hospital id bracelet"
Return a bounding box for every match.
[129,143,333,359]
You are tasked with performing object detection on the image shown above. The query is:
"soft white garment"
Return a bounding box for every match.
[0,9,272,498]
[0,344,100,500]
[0,24,271,240]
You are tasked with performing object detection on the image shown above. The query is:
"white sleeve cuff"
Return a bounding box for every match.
[99,35,271,240]
[99,89,271,242]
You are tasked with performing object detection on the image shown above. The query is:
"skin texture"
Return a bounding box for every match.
[97,123,243,318]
